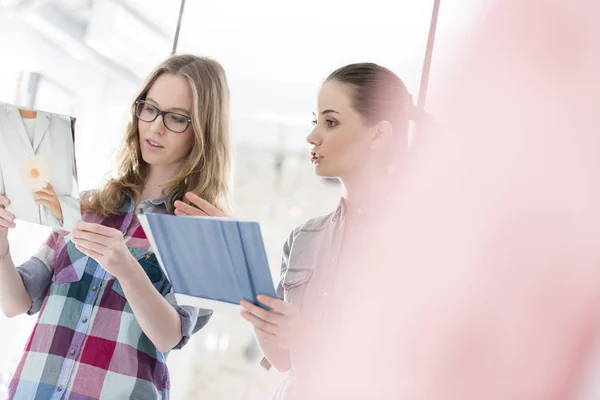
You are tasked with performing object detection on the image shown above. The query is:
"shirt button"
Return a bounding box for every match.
[69,349,75,356]
[138,208,144,214]
[82,317,88,323]
[58,386,63,392]
[357,207,362,214]
[91,285,97,291]
[145,254,151,259]
[332,257,337,262]
[323,292,328,297]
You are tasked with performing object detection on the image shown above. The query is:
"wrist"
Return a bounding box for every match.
[0,244,10,262]
[116,256,145,286]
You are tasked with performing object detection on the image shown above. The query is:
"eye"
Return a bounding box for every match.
[169,114,188,124]
[326,120,338,128]
[311,118,317,126]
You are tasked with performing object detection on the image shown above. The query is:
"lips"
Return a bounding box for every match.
[146,139,164,148]
[311,151,321,165]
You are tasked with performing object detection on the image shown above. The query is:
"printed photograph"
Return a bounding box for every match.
[0,102,80,230]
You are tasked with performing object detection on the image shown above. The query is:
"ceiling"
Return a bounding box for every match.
[2,0,484,146]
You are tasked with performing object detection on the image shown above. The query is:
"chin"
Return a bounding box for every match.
[140,151,153,164]
[314,165,336,178]
[140,151,163,166]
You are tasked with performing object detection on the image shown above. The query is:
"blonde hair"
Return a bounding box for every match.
[85,54,231,216]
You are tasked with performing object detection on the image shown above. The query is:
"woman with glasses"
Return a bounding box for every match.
[0,54,231,399]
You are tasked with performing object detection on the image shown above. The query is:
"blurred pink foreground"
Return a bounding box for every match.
[301,1,600,398]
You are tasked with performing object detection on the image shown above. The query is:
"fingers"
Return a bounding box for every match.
[173,208,189,216]
[0,207,15,229]
[240,299,286,326]
[34,199,53,210]
[256,295,296,315]
[254,327,276,339]
[174,200,207,217]
[184,192,225,217]
[71,237,105,255]
[253,327,288,348]
[0,194,9,207]
[240,310,280,335]
[74,243,102,260]
[74,221,116,237]
[72,229,110,247]
[35,184,56,197]
[33,191,55,203]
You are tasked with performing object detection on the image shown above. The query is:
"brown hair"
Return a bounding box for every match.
[85,54,231,216]
[326,62,414,139]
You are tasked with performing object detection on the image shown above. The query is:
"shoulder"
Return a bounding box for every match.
[297,211,335,233]
[48,114,72,135]
[284,210,336,246]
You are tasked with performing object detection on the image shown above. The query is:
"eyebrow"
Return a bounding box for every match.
[146,97,190,115]
[321,109,340,115]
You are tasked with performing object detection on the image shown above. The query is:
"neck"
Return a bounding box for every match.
[340,162,398,211]
[139,163,182,203]
[19,109,37,119]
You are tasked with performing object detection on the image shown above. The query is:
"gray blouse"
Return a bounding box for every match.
[263,199,384,400]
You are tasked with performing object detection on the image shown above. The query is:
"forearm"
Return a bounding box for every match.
[0,245,32,317]
[256,332,292,372]
[118,259,183,353]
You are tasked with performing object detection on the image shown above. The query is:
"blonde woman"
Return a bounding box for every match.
[0,54,231,399]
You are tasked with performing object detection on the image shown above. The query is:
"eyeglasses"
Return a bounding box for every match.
[135,100,192,133]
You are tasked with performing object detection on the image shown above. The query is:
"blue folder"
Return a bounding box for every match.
[138,213,276,312]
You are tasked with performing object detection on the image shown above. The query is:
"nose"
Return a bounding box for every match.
[149,114,166,135]
[307,126,321,146]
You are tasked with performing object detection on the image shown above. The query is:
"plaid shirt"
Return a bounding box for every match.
[8,193,211,400]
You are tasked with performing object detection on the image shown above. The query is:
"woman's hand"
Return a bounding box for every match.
[240,295,307,350]
[71,221,137,280]
[174,192,226,217]
[33,183,63,220]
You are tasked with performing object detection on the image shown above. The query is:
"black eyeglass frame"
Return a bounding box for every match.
[134,100,192,133]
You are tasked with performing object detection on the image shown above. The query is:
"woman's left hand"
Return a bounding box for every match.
[174,192,226,217]
[71,221,137,280]
[33,183,63,220]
